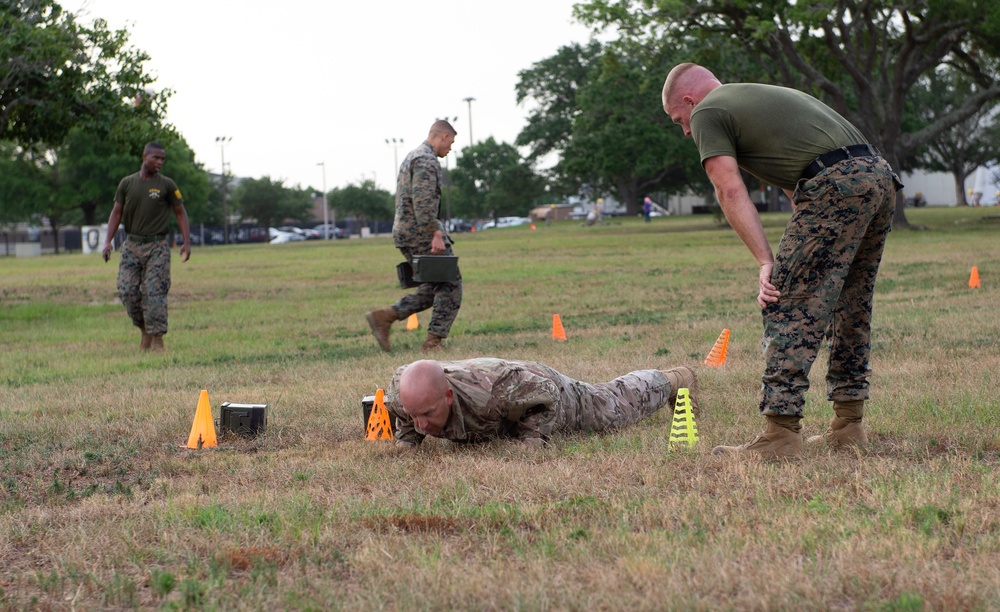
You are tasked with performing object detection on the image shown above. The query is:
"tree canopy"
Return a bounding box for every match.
[450,137,545,220]
[1,0,163,148]
[327,180,394,227]
[574,0,1000,227]
[231,177,314,231]
[516,39,710,213]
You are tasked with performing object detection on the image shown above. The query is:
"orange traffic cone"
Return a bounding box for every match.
[969,266,981,288]
[552,314,567,341]
[704,328,731,366]
[365,389,394,441]
[186,389,218,449]
[406,313,419,330]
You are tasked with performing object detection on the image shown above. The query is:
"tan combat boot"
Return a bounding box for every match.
[421,333,444,352]
[661,366,699,416]
[149,335,165,351]
[364,307,400,352]
[712,415,803,458]
[807,400,867,449]
[140,327,152,350]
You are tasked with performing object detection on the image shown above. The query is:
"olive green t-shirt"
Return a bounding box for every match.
[115,172,183,236]
[690,83,868,190]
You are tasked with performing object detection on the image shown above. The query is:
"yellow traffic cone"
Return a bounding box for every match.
[668,388,699,450]
[186,389,218,449]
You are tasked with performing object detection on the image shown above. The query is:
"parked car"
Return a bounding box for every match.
[277,226,320,240]
[481,216,532,230]
[448,219,474,233]
[269,227,305,244]
[312,223,347,239]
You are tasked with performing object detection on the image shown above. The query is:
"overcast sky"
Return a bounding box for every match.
[61,0,596,193]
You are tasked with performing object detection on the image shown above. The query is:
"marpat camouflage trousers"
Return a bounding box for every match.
[117,239,171,336]
[395,241,462,338]
[760,156,898,417]
[543,366,673,433]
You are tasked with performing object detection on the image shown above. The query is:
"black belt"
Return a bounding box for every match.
[803,144,880,181]
[129,234,168,244]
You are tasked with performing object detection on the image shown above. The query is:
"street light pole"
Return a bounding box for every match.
[317,162,329,240]
[463,97,475,148]
[215,136,232,244]
[385,138,403,187]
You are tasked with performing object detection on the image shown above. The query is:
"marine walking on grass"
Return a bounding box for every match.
[102,141,191,352]
[365,120,463,353]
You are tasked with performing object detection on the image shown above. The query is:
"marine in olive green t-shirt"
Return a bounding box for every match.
[115,172,184,237]
[690,83,868,190]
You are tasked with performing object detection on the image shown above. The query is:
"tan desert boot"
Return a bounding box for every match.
[420,333,444,352]
[807,400,867,449]
[149,335,165,352]
[712,416,803,458]
[140,327,152,350]
[364,307,400,352]
[661,366,699,416]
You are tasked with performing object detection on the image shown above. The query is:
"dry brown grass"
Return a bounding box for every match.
[1,208,998,610]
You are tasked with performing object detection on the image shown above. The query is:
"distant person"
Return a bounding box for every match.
[643,197,653,222]
[102,142,191,351]
[662,63,901,458]
[546,204,555,227]
[365,120,462,352]
[384,358,698,448]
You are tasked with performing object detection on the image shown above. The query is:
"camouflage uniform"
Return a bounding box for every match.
[384,358,673,445]
[689,83,901,422]
[114,172,183,336]
[392,141,462,338]
[118,239,171,335]
[761,156,897,417]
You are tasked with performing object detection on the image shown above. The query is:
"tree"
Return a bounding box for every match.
[0,142,50,226]
[327,180,393,229]
[907,68,1000,205]
[575,0,1000,227]
[516,41,605,194]
[1,0,163,148]
[450,137,545,220]
[564,47,709,213]
[231,177,313,231]
[516,40,710,212]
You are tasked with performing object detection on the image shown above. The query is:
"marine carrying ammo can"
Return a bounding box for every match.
[411,255,460,283]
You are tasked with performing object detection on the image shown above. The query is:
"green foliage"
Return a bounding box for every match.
[0,142,50,224]
[231,176,314,230]
[514,38,709,211]
[451,137,545,219]
[327,179,394,225]
[0,0,162,148]
[575,0,1000,227]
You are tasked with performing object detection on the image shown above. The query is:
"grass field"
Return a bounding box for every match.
[1,207,999,610]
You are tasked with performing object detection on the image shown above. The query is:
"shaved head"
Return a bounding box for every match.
[662,63,720,112]
[428,120,457,138]
[399,360,448,406]
[426,120,457,157]
[398,360,453,435]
